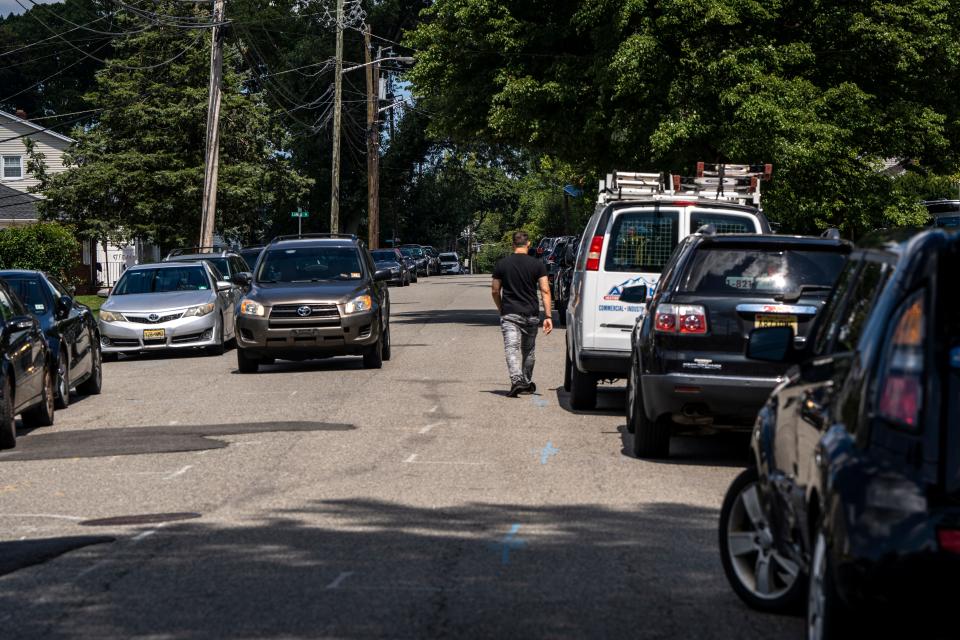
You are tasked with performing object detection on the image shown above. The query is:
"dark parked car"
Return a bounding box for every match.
[371,248,411,286]
[400,245,430,277]
[239,245,266,269]
[423,246,441,275]
[164,246,252,285]
[0,280,56,449]
[625,229,850,457]
[553,236,579,327]
[0,270,102,409]
[719,227,960,639]
[233,234,392,373]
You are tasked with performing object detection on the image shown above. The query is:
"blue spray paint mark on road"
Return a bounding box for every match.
[537,441,559,464]
[491,523,526,565]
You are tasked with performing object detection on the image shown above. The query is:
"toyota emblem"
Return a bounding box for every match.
[148,313,160,322]
[296,305,312,317]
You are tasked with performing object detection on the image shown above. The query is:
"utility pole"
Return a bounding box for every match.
[329,0,345,233]
[199,0,225,247]
[364,27,380,249]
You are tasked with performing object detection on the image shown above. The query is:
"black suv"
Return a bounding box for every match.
[626,229,850,457]
[719,228,960,639]
[233,234,392,373]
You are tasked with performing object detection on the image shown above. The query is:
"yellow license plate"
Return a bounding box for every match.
[754,314,797,332]
[143,329,166,340]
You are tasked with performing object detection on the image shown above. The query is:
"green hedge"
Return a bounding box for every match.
[0,222,80,283]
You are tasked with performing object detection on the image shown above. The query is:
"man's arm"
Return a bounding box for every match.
[538,275,553,335]
[491,278,503,315]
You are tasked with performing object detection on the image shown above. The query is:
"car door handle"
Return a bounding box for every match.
[801,390,827,428]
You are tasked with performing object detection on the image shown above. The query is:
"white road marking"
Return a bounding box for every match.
[230,440,264,447]
[0,513,84,521]
[168,420,179,425]
[326,571,354,589]
[404,454,418,463]
[163,465,193,480]
[418,422,442,434]
[409,460,484,466]
[290,390,298,397]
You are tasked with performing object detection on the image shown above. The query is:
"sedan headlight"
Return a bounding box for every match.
[345,294,373,314]
[183,302,216,317]
[239,299,265,316]
[99,310,125,323]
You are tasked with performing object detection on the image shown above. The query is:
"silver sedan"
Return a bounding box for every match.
[98,262,239,358]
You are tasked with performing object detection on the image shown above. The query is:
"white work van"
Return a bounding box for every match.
[564,165,774,409]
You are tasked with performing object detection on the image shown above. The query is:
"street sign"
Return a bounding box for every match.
[291,210,309,218]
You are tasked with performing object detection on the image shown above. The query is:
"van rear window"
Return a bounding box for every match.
[679,248,846,294]
[690,212,757,235]
[604,210,680,273]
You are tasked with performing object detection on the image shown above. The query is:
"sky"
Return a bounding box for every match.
[1,0,58,17]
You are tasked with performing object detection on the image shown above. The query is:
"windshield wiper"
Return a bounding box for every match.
[774,284,834,303]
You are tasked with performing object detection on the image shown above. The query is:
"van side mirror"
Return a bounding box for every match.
[619,285,647,304]
[746,326,796,362]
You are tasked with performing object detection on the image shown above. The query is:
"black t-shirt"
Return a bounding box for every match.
[493,253,547,317]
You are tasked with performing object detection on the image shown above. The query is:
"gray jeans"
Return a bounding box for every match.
[500,314,539,384]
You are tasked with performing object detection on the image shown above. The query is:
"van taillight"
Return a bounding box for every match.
[938,529,960,554]
[585,235,604,271]
[654,304,707,334]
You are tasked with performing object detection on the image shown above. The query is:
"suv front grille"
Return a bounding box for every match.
[269,303,340,328]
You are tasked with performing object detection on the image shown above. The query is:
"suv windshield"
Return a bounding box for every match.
[605,210,680,273]
[400,247,423,258]
[679,248,846,294]
[114,267,210,294]
[372,250,398,262]
[258,246,363,282]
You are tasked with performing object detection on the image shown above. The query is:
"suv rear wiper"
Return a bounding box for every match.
[774,284,834,303]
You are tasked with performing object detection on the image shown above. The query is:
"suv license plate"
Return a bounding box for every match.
[292,328,317,336]
[754,314,797,332]
[143,328,166,340]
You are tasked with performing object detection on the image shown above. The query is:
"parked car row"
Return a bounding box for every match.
[0,269,103,449]
[555,165,956,638]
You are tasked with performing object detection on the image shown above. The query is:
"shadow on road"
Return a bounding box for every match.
[391,308,501,327]
[0,499,797,638]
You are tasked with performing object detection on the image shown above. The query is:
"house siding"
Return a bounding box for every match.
[0,115,72,194]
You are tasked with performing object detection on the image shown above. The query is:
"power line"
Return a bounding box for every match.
[0,40,112,105]
[17,0,152,36]
[0,14,113,57]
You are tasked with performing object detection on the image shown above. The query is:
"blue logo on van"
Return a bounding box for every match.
[604,276,657,301]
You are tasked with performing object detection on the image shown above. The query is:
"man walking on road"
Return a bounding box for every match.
[491,231,553,397]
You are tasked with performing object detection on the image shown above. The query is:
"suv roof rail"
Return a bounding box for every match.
[270,233,357,243]
[696,223,717,236]
[598,162,772,207]
[821,228,841,240]
[166,245,230,258]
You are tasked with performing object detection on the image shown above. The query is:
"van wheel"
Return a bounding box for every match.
[237,348,259,373]
[22,367,55,428]
[569,362,597,410]
[0,381,15,449]
[633,410,671,458]
[563,350,572,392]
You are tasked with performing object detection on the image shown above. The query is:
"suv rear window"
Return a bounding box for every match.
[689,212,757,235]
[679,247,846,294]
[604,210,680,273]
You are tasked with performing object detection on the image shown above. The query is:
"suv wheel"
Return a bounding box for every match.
[21,366,55,428]
[720,467,805,612]
[633,412,671,458]
[807,528,849,639]
[381,322,391,362]
[0,381,15,449]
[625,352,640,434]
[363,335,383,369]
[569,360,597,410]
[237,348,260,373]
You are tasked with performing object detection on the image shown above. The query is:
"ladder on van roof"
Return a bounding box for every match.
[598,163,773,207]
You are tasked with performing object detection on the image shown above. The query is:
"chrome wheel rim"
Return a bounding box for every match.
[626,359,637,425]
[726,482,800,600]
[807,532,827,640]
[45,370,54,414]
[57,356,67,400]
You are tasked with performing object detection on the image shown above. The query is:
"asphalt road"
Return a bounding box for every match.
[0,275,802,639]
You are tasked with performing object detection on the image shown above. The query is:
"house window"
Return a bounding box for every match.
[2,155,23,179]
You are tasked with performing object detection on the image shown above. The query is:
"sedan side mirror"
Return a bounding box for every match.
[619,285,647,304]
[56,295,72,319]
[216,280,233,292]
[231,272,252,287]
[8,315,35,332]
[374,269,391,282]
[746,326,797,362]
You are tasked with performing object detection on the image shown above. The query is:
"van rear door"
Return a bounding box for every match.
[688,209,764,235]
[590,207,681,351]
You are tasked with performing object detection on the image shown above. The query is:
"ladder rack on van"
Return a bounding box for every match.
[598,163,772,207]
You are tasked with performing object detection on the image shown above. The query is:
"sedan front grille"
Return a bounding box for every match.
[124,312,184,324]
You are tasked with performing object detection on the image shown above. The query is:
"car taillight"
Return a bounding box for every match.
[585,235,604,271]
[878,295,924,428]
[654,304,707,334]
[938,529,960,554]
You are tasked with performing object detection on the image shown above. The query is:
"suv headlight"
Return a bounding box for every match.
[100,310,125,323]
[345,294,373,314]
[239,299,265,316]
[183,302,216,317]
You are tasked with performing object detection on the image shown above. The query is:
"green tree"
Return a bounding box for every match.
[0,222,79,283]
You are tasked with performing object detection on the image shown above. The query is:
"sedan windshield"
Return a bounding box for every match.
[679,248,847,294]
[258,247,363,282]
[113,267,210,294]
[401,247,423,258]
[4,278,49,313]
[371,250,398,262]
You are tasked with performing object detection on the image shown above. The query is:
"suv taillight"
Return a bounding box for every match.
[654,304,708,335]
[585,235,604,271]
[938,529,960,554]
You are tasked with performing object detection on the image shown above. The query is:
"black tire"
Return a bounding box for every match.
[77,343,103,395]
[21,366,55,428]
[363,336,383,369]
[633,411,671,458]
[54,351,69,410]
[260,357,276,365]
[720,467,806,613]
[102,352,119,362]
[0,380,15,449]
[557,303,567,327]
[569,360,597,410]
[808,528,850,639]
[206,317,226,356]
[563,349,573,392]
[381,321,391,362]
[403,274,410,287]
[237,348,259,373]
[625,352,640,434]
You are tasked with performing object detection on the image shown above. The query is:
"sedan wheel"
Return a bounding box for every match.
[55,352,69,410]
[0,382,15,449]
[21,367,55,428]
[719,467,804,612]
[807,528,848,639]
